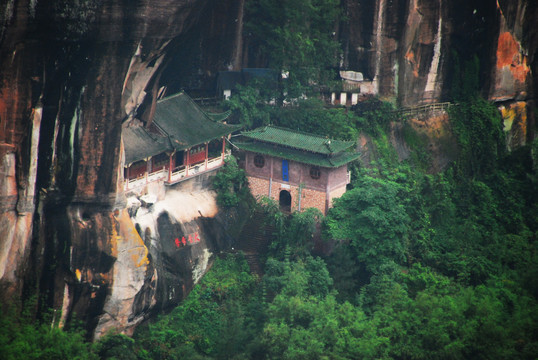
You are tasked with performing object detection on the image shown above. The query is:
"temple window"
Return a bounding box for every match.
[254,155,265,168]
[310,166,321,180]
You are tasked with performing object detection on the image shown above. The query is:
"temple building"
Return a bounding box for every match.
[233,126,359,214]
[122,92,241,190]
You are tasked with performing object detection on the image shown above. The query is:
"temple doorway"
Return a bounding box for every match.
[279,190,292,212]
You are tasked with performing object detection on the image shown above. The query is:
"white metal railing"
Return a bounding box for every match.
[125,154,229,190]
[396,102,453,117]
[125,168,168,191]
[147,168,167,182]
[207,156,224,170]
[127,176,143,187]
[169,166,187,183]
[167,155,227,185]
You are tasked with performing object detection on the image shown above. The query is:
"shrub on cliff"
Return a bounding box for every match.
[0,304,97,360]
[212,155,250,208]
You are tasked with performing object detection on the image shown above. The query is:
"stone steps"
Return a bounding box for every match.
[243,253,263,278]
[235,210,275,277]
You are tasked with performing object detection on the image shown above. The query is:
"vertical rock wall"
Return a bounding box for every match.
[341,0,535,144]
[342,0,536,106]
[491,0,537,147]
[0,0,236,338]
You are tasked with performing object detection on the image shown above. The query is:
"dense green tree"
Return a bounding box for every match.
[92,334,137,360]
[326,171,410,274]
[245,0,342,99]
[449,97,505,178]
[225,83,273,128]
[212,155,250,208]
[276,98,358,140]
[262,294,389,360]
[263,255,332,300]
[133,254,257,359]
[0,305,97,360]
[352,97,397,136]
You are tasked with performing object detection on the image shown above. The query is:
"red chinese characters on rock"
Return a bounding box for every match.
[174,232,201,248]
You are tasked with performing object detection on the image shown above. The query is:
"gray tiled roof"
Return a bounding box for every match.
[122,92,240,165]
[123,126,170,165]
[234,141,360,168]
[240,125,355,154]
[153,93,241,150]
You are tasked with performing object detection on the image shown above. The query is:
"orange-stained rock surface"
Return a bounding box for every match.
[93,209,149,337]
[499,101,533,150]
[496,32,531,84]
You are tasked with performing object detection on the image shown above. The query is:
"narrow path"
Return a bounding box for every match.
[234,210,274,277]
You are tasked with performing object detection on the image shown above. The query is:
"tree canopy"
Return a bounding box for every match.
[245,0,342,99]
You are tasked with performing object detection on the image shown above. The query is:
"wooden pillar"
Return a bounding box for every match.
[204,143,209,170]
[269,156,274,199]
[125,166,130,190]
[221,137,225,162]
[325,172,331,215]
[186,148,190,176]
[168,153,173,182]
[145,159,149,184]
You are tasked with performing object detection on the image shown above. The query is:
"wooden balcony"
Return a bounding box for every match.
[124,154,228,191]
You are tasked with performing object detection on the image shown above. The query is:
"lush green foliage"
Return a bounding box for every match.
[352,97,397,136]
[0,305,97,360]
[245,0,341,98]
[326,171,410,273]
[276,98,358,140]
[212,155,250,208]
[449,97,505,177]
[226,89,359,140]
[130,132,538,358]
[225,83,274,129]
[134,253,258,359]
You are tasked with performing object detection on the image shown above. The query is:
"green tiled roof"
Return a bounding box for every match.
[123,126,170,165]
[123,92,241,166]
[240,125,355,154]
[205,109,232,122]
[153,93,241,150]
[234,141,360,168]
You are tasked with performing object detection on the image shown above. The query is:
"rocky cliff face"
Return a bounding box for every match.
[0,0,536,338]
[342,0,536,105]
[0,0,236,337]
[341,0,536,163]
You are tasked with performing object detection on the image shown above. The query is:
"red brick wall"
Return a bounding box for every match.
[328,185,347,208]
[244,152,329,191]
[247,176,271,200]
[299,187,328,214]
[243,150,350,215]
[247,175,328,214]
[327,165,349,191]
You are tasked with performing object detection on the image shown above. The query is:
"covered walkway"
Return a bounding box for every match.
[123,92,241,191]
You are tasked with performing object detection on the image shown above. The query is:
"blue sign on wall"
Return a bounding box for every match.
[282,160,289,182]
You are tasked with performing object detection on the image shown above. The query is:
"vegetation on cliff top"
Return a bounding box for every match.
[129,86,538,358]
[2,81,537,359]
